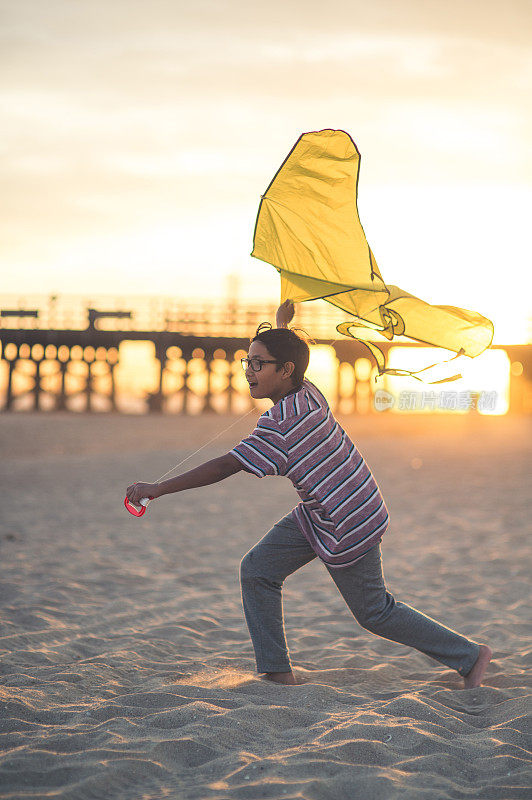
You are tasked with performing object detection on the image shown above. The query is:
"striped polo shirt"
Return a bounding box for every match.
[231,379,389,568]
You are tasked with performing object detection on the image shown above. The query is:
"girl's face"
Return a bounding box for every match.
[244,340,295,404]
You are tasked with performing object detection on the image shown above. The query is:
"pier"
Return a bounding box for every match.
[0,296,529,414]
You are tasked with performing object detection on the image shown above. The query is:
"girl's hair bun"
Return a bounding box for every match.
[255,321,273,336]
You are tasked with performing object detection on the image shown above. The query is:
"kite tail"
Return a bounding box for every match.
[336,321,465,384]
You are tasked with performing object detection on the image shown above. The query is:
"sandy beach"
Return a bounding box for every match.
[1,411,530,799]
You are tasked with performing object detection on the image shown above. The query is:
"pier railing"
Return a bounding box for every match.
[0,294,348,338]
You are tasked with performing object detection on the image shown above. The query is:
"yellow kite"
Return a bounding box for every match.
[252,129,494,381]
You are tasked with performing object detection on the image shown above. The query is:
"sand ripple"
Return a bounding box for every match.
[1,414,531,798]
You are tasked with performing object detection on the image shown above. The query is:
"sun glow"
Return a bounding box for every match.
[306,346,337,399]
[384,348,510,415]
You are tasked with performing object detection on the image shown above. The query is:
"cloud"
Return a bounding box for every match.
[1,0,531,301]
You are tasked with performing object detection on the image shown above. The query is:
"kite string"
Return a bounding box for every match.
[153,407,256,484]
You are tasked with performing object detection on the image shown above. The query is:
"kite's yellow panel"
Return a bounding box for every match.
[252,129,493,366]
[253,130,386,297]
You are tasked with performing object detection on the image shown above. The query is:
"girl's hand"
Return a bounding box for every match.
[276,299,295,328]
[126,481,159,504]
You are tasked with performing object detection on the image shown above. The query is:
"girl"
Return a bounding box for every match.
[126,301,492,687]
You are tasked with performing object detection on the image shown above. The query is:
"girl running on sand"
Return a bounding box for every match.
[126,301,492,687]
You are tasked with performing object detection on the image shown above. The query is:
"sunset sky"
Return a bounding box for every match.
[2,0,531,342]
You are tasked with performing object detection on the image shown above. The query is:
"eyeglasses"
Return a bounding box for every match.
[241,357,278,372]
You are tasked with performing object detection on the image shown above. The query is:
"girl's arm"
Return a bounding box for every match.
[276,300,295,328]
[126,453,243,504]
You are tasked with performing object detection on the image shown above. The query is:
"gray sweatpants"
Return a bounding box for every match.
[240,513,480,677]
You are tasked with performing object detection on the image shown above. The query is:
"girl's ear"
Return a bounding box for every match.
[282,361,296,379]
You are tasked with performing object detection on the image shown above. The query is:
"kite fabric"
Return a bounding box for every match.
[251,129,494,382]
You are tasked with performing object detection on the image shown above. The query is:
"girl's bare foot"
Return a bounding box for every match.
[463,644,492,688]
[261,671,298,685]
